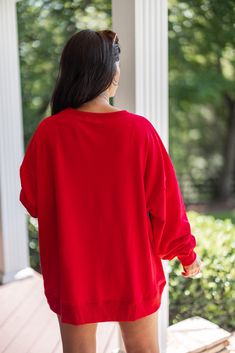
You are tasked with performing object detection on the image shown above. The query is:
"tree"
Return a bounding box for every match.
[169,0,235,201]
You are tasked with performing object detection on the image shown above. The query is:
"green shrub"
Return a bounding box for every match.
[28,217,40,273]
[169,210,235,332]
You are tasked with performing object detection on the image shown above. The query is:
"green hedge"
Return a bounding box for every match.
[28,217,40,273]
[169,211,235,332]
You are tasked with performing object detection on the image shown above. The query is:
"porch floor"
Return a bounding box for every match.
[0,270,62,353]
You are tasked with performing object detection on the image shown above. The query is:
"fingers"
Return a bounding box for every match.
[181,254,203,278]
[181,269,200,277]
[178,254,205,278]
[181,266,201,278]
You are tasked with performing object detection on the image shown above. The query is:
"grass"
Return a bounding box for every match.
[203,209,235,224]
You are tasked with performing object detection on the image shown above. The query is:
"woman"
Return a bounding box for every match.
[19,29,201,353]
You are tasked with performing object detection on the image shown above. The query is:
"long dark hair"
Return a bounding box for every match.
[50,29,121,115]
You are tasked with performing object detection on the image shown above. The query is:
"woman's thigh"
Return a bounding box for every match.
[118,311,160,353]
[57,314,98,353]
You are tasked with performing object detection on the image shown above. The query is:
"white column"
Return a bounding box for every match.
[112,0,169,351]
[0,0,32,284]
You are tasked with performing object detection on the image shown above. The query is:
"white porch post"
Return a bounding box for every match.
[112,0,169,351]
[0,0,32,284]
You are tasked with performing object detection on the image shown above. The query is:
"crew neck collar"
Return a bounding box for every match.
[65,107,128,117]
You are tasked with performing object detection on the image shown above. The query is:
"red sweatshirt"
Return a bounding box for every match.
[19,107,197,325]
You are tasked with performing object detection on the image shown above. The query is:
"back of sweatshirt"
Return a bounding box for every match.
[19,107,197,325]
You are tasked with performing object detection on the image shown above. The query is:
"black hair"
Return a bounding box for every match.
[50,29,121,115]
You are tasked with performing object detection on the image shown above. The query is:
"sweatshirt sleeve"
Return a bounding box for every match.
[19,130,38,218]
[144,123,197,267]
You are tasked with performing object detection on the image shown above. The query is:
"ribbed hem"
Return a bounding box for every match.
[44,280,166,325]
[178,250,197,267]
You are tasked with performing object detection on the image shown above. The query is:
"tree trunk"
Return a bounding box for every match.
[218,93,235,201]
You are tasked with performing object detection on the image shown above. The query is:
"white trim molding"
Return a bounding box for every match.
[112,0,169,351]
[0,0,30,284]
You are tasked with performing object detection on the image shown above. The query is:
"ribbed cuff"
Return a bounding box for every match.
[19,189,38,218]
[177,250,197,267]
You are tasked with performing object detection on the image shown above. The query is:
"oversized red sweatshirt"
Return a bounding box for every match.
[19,107,197,325]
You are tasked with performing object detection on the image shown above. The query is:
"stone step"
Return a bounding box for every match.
[166,316,233,353]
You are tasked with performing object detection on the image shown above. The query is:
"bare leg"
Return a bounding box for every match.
[57,314,98,353]
[118,311,160,353]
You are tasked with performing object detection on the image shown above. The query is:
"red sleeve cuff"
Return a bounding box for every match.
[177,250,197,267]
[19,189,38,218]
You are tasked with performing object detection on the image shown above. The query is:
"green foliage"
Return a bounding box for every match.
[17,0,111,146]
[169,210,235,332]
[168,0,235,186]
[207,209,235,225]
[28,217,40,272]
